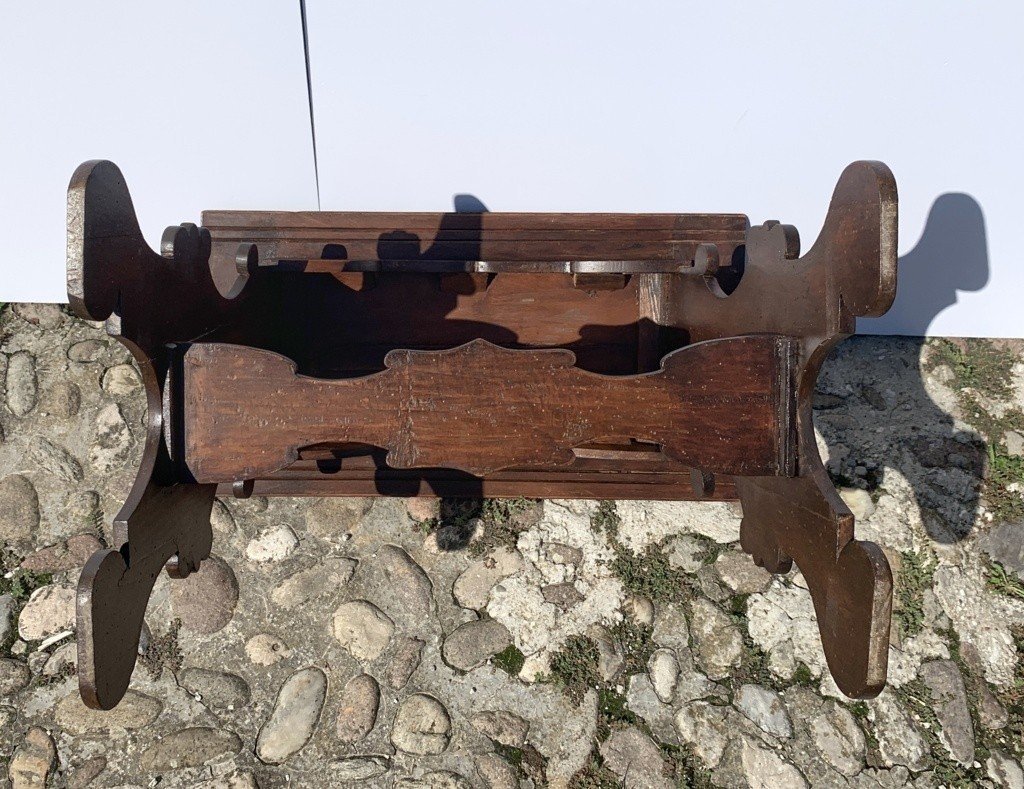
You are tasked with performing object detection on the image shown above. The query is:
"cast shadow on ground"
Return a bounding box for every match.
[824,192,990,544]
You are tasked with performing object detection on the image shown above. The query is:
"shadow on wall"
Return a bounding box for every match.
[826,192,992,545]
[860,193,989,336]
[453,193,489,213]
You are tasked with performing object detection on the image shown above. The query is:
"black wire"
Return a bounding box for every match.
[299,0,321,209]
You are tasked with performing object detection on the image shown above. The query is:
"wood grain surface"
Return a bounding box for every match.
[182,335,795,482]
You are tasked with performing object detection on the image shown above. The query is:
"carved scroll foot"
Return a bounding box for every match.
[77,483,214,710]
[737,474,892,699]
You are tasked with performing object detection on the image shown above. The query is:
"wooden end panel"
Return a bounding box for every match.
[182,336,795,484]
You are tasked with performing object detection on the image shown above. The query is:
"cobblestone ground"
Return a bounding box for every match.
[1,303,1024,788]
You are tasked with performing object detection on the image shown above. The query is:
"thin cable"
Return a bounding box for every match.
[299,0,321,209]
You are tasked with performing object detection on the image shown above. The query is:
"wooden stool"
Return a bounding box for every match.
[67,159,898,708]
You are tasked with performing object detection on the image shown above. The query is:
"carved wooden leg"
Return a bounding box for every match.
[67,161,259,709]
[77,483,215,709]
[724,162,897,698]
[737,464,892,699]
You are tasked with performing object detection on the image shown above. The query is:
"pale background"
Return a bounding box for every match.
[2,1,1021,337]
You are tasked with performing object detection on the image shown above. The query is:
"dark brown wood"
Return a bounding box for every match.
[224,476,740,501]
[77,482,214,709]
[200,209,748,298]
[181,335,795,482]
[67,158,898,708]
[690,161,898,697]
[66,161,262,710]
[214,445,742,500]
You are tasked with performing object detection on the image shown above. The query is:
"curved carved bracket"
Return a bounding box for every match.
[677,160,897,348]
[67,160,257,347]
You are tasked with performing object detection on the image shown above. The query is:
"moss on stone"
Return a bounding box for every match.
[521,743,550,783]
[610,618,656,677]
[791,663,815,686]
[725,632,783,694]
[660,742,715,788]
[567,753,620,789]
[721,593,793,693]
[986,561,1024,600]
[493,741,523,769]
[495,741,548,784]
[927,339,1017,402]
[549,635,602,704]
[137,618,184,680]
[991,626,1024,761]
[414,497,542,554]
[985,442,1024,523]
[846,700,882,764]
[610,543,691,604]
[0,554,52,604]
[692,534,726,567]
[726,593,749,619]
[0,550,53,656]
[589,500,693,604]
[590,500,620,538]
[897,678,986,788]
[925,339,1024,524]
[492,643,526,677]
[938,627,1009,767]
[472,497,543,556]
[894,548,936,639]
[961,393,1024,445]
[596,687,638,742]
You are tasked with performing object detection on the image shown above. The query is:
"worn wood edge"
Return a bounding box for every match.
[804,160,899,320]
[67,160,258,327]
[75,548,119,709]
[75,334,173,710]
[66,160,145,321]
[734,158,901,696]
